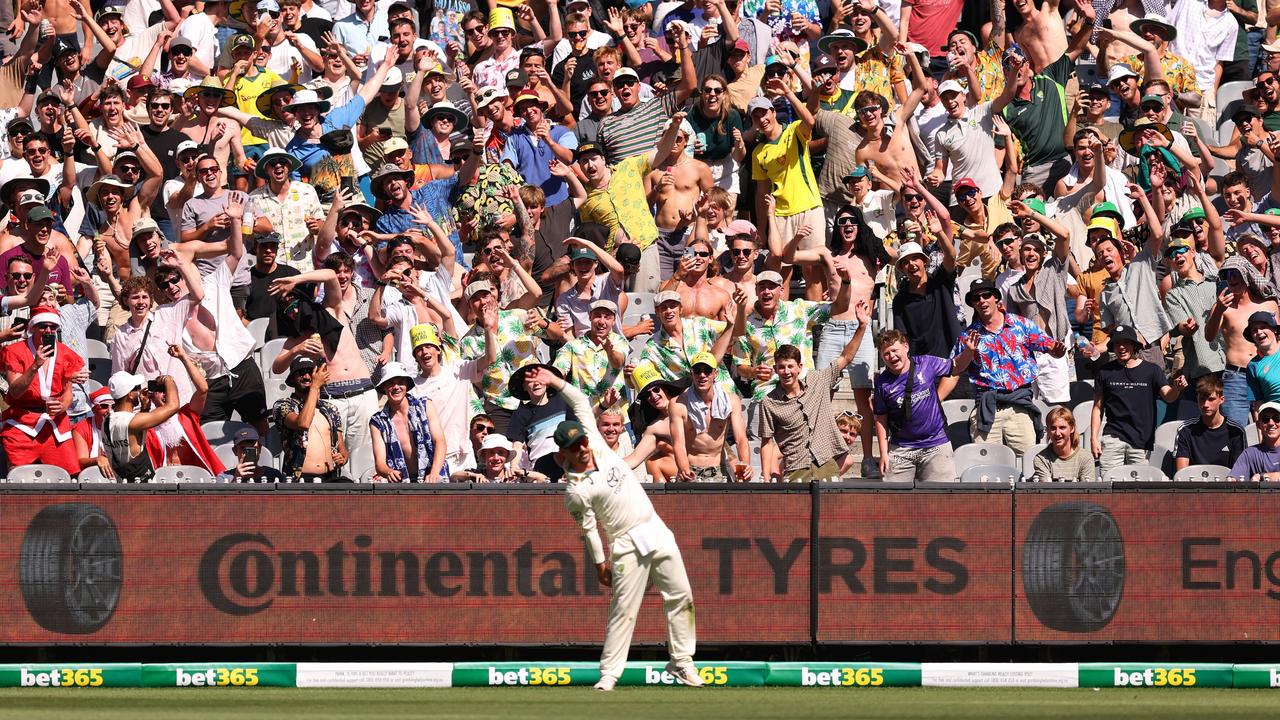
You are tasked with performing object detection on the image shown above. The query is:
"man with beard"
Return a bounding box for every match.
[285,51,397,204]
[245,232,300,340]
[141,344,225,475]
[0,304,83,474]
[410,322,491,472]
[370,361,448,482]
[671,350,751,482]
[104,371,179,482]
[246,148,324,271]
[172,78,245,176]
[270,268,380,455]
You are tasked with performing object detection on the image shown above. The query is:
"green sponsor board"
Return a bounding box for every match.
[1232,665,1280,688]
[767,663,922,687]
[0,663,142,688]
[1078,664,1233,688]
[142,663,297,688]
[452,662,599,687]
[618,661,767,687]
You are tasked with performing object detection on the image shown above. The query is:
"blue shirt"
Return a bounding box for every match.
[333,10,389,56]
[950,313,1055,391]
[499,123,578,207]
[374,181,465,268]
[871,355,952,449]
[375,185,435,235]
[1247,350,1280,404]
[286,97,367,204]
[1230,442,1280,479]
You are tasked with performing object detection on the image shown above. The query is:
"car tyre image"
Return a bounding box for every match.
[1022,501,1125,633]
[19,503,123,634]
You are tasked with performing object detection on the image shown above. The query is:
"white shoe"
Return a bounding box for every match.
[594,676,617,692]
[664,662,704,687]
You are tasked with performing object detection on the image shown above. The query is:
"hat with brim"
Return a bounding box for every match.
[818,29,867,55]
[255,147,302,180]
[1130,13,1177,42]
[283,88,331,113]
[255,81,304,119]
[1248,311,1280,340]
[370,163,414,198]
[183,76,235,107]
[895,241,927,266]
[488,6,516,32]
[631,362,684,400]
[424,101,468,128]
[508,363,563,402]
[1117,119,1173,156]
[86,174,135,206]
[0,175,50,203]
[341,201,382,224]
[964,279,1000,306]
[375,361,416,390]
[480,433,514,455]
[410,323,443,351]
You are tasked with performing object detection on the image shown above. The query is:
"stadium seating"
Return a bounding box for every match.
[1103,464,1167,482]
[1153,421,1182,454]
[7,464,72,483]
[958,464,1021,483]
[1149,444,1175,478]
[1174,464,1233,481]
[260,338,289,381]
[201,420,252,449]
[953,443,1018,478]
[152,465,217,483]
[1021,443,1048,479]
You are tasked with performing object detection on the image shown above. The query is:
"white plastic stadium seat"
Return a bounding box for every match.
[623,292,654,323]
[1103,464,1167,482]
[260,338,289,380]
[1173,464,1232,482]
[247,317,270,350]
[958,463,1021,483]
[1247,423,1260,445]
[1022,442,1048,480]
[201,420,251,448]
[6,464,73,483]
[151,465,216,483]
[953,442,1018,478]
[265,377,292,409]
[83,338,112,387]
[941,399,973,425]
[346,443,375,482]
[1153,420,1182,454]
[1149,444,1175,478]
[77,466,111,483]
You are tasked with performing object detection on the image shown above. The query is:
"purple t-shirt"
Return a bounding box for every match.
[871,355,951,449]
[0,244,70,294]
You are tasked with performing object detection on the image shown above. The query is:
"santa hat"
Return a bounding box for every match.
[89,387,112,405]
[28,306,61,328]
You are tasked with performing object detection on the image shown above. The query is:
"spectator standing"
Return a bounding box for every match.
[0,306,84,475]
[1092,326,1187,473]
[273,356,350,482]
[370,361,448,483]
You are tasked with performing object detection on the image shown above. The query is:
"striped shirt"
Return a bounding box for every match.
[756,365,847,474]
[597,92,678,165]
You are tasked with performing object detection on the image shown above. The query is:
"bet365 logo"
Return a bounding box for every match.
[175,668,260,686]
[20,668,103,687]
[487,667,572,685]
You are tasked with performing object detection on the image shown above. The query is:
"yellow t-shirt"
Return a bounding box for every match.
[235,69,283,147]
[751,121,821,217]
[580,154,658,252]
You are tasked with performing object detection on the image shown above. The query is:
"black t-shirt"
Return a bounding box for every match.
[1097,360,1168,450]
[551,51,598,113]
[297,17,334,49]
[892,265,962,360]
[507,393,577,482]
[1174,418,1248,468]
[140,125,187,220]
[247,262,301,339]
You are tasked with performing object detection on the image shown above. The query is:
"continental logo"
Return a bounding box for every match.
[799,667,885,686]
[174,667,260,687]
[20,668,104,687]
[1113,668,1197,686]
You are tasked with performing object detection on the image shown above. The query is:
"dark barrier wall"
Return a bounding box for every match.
[2,487,1279,645]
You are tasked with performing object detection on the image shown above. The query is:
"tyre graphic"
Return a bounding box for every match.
[1022,502,1124,632]
[19,503,122,634]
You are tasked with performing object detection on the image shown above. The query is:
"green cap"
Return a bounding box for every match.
[1181,207,1206,222]
[568,246,596,262]
[1091,201,1125,229]
[1023,197,1046,216]
[1265,208,1280,217]
[553,420,590,449]
[25,205,52,223]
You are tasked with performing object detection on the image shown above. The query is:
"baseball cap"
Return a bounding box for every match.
[230,33,256,52]
[288,355,318,378]
[725,219,757,237]
[655,290,682,306]
[1181,207,1207,222]
[474,85,509,109]
[169,35,195,52]
[953,177,979,193]
[233,427,260,444]
[1022,197,1047,216]
[615,243,641,266]
[937,79,965,96]
[504,68,528,88]
[568,246,596,261]
[1235,105,1263,121]
[1110,325,1142,347]
[1169,221,1196,238]
[612,67,639,83]
[589,299,618,315]
[755,270,784,286]
[811,53,837,75]
[689,351,717,371]
[464,280,494,301]
[1107,64,1138,84]
[746,96,773,114]
[6,117,32,134]
[1083,82,1110,96]
[1259,401,1280,417]
[132,216,160,239]
[842,166,869,182]
[254,230,282,246]
[1140,93,1166,109]
[574,142,603,162]
[108,371,146,400]
[731,38,750,54]
[26,206,53,223]
[1020,233,1047,251]
[553,420,590,449]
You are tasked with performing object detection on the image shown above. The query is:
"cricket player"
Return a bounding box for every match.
[525,367,702,692]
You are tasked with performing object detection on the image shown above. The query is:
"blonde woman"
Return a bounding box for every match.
[1033,406,1096,482]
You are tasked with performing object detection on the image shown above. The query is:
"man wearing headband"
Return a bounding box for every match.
[0,305,84,475]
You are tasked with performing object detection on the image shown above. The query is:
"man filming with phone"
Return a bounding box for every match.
[0,305,84,475]
[217,427,286,482]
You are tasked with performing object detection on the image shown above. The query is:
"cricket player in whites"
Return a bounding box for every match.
[525,367,701,692]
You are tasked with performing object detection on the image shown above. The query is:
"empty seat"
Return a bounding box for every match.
[1022,443,1048,480]
[1103,464,1168,482]
[1173,464,1233,482]
[958,464,1021,483]
[201,420,251,448]
[151,465,217,483]
[1153,420,1183,454]
[6,464,73,483]
[953,442,1018,477]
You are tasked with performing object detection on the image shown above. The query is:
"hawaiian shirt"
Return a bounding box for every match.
[553,332,629,417]
[459,309,543,411]
[246,181,324,270]
[733,299,832,401]
[1124,51,1201,95]
[638,316,730,388]
[943,41,1004,103]
[579,154,658,252]
[457,160,523,230]
[850,47,905,111]
[950,312,1055,391]
[369,396,449,482]
[271,395,345,478]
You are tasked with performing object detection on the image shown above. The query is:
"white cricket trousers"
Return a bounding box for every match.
[599,530,697,680]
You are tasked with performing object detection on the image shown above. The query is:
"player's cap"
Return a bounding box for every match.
[108,371,146,400]
[588,299,618,316]
[655,290,682,306]
[755,270,784,287]
[553,420,590,449]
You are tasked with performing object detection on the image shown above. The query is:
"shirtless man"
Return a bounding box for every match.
[1009,0,1070,73]
[172,80,244,175]
[670,351,750,482]
[274,358,351,482]
[852,51,926,192]
[721,225,766,310]
[270,268,379,454]
[105,373,181,483]
[622,364,682,482]
[0,204,78,294]
[1206,259,1280,427]
[646,119,713,277]
[661,237,733,321]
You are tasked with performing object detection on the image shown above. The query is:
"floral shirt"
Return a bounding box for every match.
[579,154,658,252]
[246,182,324,271]
[740,0,819,43]
[943,41,1004,103]
[554,332,630,418]
[850,48,906,111]
[639,316,730,390]
[458,309,543,411]
[271,395,344,478]
[369,396,449,482]
[1124,51,1201,95]
[733,299,832,401]
[950,312,1055,391]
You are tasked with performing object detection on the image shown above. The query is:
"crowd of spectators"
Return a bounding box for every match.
[1,0,1279,483]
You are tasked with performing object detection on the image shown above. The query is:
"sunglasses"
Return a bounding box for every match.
[490,28,513,37]
[9,129,28,138]
[197,166,220,175]
[25,147,49,156]
[624,22,642,30]
[731,248,753,256]
[265,158,291,168]
[857,105,880,116]
[903,194,922,202]
[170,47,192,56]
[199,91,225,99]
[973,291,997,302]
[1165,245,1191,258]
[451,154,471,165]
[340,215,368,227]
[956,189,978,200]
[689,250,711,258]
[118,164,141,173]
[1261,413,1280,425]
[588,89,611,98]
[613,78,638,87]
[702,87,725,95]
[691,365,714,375]
[765,66,788,78]
[835,217,858,227]
[8,272,32,280]
[473,424,495,434]
[150,102,172,109]
[568,30,589,38]
[157,275,182,288]
[465,25,485,35]
[995,236,1016,247]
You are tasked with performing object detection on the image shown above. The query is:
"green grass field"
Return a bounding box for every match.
[0,687,1276,719]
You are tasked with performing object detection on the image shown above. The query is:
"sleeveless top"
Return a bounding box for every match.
[106,411,155,483]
